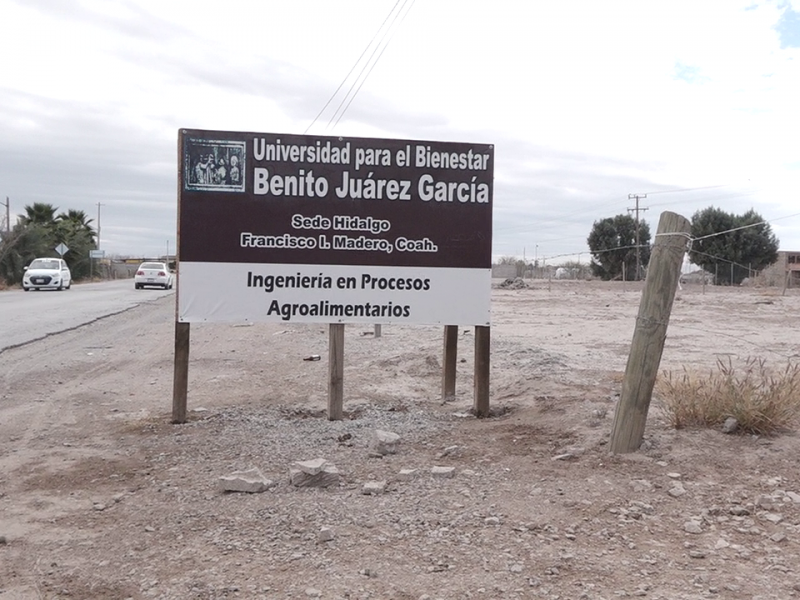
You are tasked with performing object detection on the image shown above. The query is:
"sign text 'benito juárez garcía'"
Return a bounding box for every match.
[251,138,490,203]
[178,129,493,325]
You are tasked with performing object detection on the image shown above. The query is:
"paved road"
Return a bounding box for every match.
[0,280,174,353]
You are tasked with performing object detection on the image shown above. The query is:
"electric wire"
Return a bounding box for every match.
[305,0,408,134]
[331,0,416,129]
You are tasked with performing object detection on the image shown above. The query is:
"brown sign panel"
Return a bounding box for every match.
[179,130,493,269]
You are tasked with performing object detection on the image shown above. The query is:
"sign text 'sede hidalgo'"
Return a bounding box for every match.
[178,129,493,325]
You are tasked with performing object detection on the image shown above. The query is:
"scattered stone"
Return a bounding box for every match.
[668,484,687,498]
[721,417,738,434]
[509,563,523,573]
[499,277,527,289]
[714,538,730,549]
[786,491,800,504]
[729,505,750,516]
[305,588,321,598]
[362,481,387,495]
[144,526,155,532]
[684,521,703,534]
[373,430,400,455]
[294,458,328,475]
[367,452,385,459]
[460,469,477,477]
[485,517,501,526]
[756,494,776,509]
[770,532,787,543]
[630,501,655,515]
[438,445,460,458]
[631,479,654,493]
[290,459,340,488]
[667,472,682,479]
[93,503,106,511]
[431,466,456,479]
[318,527,334,543]
[397,468,417,481]
[219,468,275,493]
[689,550,706,559]
[763,512,784,524]
[552,453,575,461]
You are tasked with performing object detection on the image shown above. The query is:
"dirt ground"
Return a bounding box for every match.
[2,280,800,600]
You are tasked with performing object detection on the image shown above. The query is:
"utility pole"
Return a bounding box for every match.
[2,196,9,234]
[96,202,105,249]
[95,202,105,281]
[628,193,649,280]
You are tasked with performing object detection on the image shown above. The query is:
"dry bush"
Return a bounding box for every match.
[657,358,800,435]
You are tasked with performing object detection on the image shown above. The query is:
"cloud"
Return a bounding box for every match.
[775,4,800,47]
[673,62,709,84]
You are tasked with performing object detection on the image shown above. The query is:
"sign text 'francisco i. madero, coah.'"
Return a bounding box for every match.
[178,130,493,325]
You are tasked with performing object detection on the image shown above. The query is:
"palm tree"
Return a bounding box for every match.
[57,209,96,245]
[20,203,58,227]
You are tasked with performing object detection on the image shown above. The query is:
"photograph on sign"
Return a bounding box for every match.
[177,129,493,326]
[184,138,246,193]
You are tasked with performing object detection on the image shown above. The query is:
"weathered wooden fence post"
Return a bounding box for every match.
[328,323,345,420]
[172,321,190,424]
[473,325,490,417]
[609,211,691,453]
[442,325,458,402]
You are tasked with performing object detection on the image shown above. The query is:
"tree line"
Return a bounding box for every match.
[0,202,97,285]
[587,207,779,285]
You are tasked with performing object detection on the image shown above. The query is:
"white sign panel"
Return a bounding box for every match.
[179,263,490,325]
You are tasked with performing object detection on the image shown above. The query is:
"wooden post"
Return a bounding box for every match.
[171,321,190,424]
[374,324,382,338]
[442,325,458,402]
[328,323,345,420]
[609,211,691,453]
[473,325,490,417]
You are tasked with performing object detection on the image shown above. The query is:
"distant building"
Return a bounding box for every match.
[758,251,800,287]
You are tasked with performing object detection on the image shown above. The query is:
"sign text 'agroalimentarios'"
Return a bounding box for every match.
[177,129,493,325]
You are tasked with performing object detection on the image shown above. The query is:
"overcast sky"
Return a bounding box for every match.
[1,0,799,263]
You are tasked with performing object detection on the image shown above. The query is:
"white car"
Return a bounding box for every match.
[134,262,174,290]
[22,257,72,291]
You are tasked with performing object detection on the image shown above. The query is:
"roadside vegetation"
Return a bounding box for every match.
[657,358,800,436]
[0,202,97,286]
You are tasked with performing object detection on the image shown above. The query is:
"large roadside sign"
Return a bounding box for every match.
[177,129,493,325]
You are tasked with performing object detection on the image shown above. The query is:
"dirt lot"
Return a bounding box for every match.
[2,280,800,600]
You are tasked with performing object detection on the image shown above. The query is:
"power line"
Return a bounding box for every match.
[644,184,731,195]
[304,0,413,134]
[329,0,415,130]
